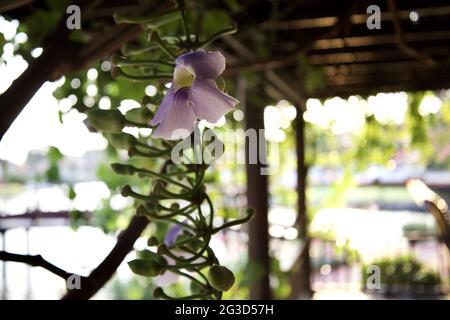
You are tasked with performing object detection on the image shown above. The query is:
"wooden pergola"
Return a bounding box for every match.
[223,0,450,100]
[1,0,450,300]
[219,0,450,299]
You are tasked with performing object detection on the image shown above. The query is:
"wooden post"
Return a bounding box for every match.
[245,101,271,299]
[290,106,313,299]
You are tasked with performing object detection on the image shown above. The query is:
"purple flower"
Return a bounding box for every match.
[150,50,239,140]
[164,223,183,246]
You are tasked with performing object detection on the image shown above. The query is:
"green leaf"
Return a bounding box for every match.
[68,185,77,200]
[128,259,163,277]
[45,165,60,183]
[86,109,126,133]
[48,146,63,163]
[125,107,154,125]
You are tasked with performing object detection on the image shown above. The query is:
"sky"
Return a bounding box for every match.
[0,17,107,165]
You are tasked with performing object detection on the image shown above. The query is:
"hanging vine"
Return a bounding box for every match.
[84,0,252,300]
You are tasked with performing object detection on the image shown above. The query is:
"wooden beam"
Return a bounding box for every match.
[261,5,450,30]
[387,0,437,67]
[223,35,305,105]
[312,30,450,50]
[309,46,450,65]
[312,79,450,99]
[326,69,450,86]
[257,0,450,21]
[0,0,34,13]
[323,61,447,77]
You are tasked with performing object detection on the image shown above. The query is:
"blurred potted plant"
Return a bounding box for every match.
[362,255,443,298]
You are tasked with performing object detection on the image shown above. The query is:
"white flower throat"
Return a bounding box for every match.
[173,66,194,89]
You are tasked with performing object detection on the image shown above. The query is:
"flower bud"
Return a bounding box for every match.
[86,109,125,133]
[216,77,226,91]
[111,163,136,176]
[130,156,155,170]
[153,181,165,195]
[113,11,125,24]
[121,44,133,56]
[110,53,122,66]
[121,185,133,197]
[153,287,164,299]
[128,259,164,277]
[157,243,168,256]
[106,133,137,150]
[148,31,161,42]
[142,95,155,106]
[128,146,138,158]
[207,265,235,292]
[166,164,179,174]
[147,236,159,247]
[137,205,148,216]
[137,249,166,265]
[125,107,154,125]
[246,208,255,219]
[110,67,119,80]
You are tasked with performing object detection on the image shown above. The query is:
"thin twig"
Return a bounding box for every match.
[0,0,34,13]
[0,251,73,280]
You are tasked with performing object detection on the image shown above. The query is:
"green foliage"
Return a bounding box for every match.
[354,115,396,167]
[69,209,89,230]
[406,92,426,146]
[44,146,63,183]
[297,54,326,95]
[362,255,442,292]
[19,9,60,45]
[86,109,126,133]
[194,9,232,39]
[7,0,448,300]
[51,1,247,300]
[110,277,154,299]
[402,222,437,238]
[271,258,291,299]
[240,259,265,295]
[48,146,63,162]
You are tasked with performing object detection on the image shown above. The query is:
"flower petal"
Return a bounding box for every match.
[176,50,225,80]
[152,88,197,140]
[150,86,174,126]
[164,224,183,246]
[190,79,238,123]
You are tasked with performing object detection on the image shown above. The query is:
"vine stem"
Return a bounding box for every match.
[62,160,171,300]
